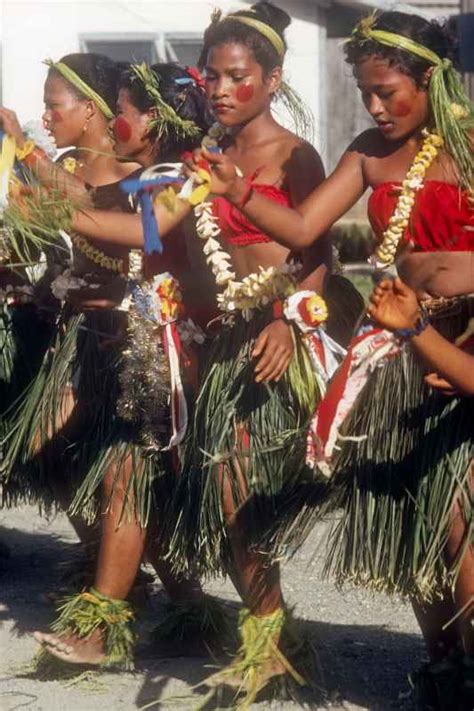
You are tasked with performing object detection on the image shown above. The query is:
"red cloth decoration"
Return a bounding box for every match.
[368,180,474,253]
[213,171,292,247]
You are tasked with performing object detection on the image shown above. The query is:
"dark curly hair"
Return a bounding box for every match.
[345,11,459,87]
[47,53,122,116]
[198,1,291,74]
[119,63,214,158]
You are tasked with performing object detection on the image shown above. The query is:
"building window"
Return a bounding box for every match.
[80,33,202,67]
[163,34,202,66]
[80,34,159,64]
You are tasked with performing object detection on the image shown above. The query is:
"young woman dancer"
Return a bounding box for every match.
[3,60,214,668]
[189,10,473,707]
[149,2,362,703]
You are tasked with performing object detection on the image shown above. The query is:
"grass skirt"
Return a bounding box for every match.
[2,306,175,525]
[1,301,52,506]
[322,296,473,601]
[167,304,324,578]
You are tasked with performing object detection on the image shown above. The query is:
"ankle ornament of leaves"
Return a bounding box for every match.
[51,587,136,669]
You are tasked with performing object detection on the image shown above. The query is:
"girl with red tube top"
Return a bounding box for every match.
[189,10,473,707]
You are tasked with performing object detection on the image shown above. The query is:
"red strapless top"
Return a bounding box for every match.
[368,180,474,252]
[213,178,292,247]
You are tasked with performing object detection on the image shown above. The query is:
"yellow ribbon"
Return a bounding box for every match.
[0,134,16,208]
[187,166,212,206]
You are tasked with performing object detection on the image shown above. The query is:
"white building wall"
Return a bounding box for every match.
[1,0,326,151]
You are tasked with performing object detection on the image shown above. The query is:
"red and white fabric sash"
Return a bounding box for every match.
[162,321,188,461]
[306,326,401,477]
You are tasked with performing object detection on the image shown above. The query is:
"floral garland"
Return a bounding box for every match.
[371,129,444,268]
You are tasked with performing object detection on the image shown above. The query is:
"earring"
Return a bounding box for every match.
[82,117,90,134]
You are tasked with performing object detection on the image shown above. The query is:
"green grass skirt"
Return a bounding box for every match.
[322,296,473,601]
[2,307,176,525]
[1,302,53,506]
[167,305,324,578]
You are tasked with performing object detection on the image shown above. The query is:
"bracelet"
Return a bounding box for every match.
[272,299,284,320]
[15,139,35,161]
[393,310,430,341]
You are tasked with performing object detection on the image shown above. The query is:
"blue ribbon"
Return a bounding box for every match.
[120,173,185,255]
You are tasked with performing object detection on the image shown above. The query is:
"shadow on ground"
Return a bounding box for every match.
[0,524,422,710]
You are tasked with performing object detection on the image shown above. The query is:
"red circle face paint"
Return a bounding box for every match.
[51,110,63,123]
[235,83,254,103]
[391,101,411,118]
[113,115,132,143]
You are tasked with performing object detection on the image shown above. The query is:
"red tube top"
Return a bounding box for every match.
[368,181,474,252]
[213,179,292,247]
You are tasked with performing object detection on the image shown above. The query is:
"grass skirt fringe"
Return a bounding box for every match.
[167,306,322,577]
[1,302,52,506]
[322,297,473,601]
[2,307,172,525]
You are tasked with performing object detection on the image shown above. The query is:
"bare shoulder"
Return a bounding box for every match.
[347,128,388,158]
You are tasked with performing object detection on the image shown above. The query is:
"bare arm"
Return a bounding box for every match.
[72,198,192,249]
[410,327,474,396]
[196,145,366,249]
[369,278,474,396]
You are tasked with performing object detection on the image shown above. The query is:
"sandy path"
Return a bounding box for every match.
[0,506,422,710]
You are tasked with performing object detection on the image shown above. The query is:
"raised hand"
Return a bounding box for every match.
[182,146,244,198]
[0,107,26,146]
[368,277,420,331]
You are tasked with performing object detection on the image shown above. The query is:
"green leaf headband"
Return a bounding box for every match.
[351,13,474,190]
[130,63,201,143]
[44,59,114,120]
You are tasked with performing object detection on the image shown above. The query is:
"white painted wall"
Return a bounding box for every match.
[1,0,327,150]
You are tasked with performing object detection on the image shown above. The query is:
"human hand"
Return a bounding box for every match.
[252,319,294,383]
[0,107,26,146]
[368,277,420,331]
[182,146,244,199]
[424,372,457,396]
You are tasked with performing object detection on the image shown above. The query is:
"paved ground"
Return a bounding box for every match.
[0,506,424,710]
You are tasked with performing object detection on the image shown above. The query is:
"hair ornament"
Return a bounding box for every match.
[130,62,201,142]
[44,59,114,120]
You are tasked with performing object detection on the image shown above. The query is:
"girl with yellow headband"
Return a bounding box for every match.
[0,58,216,669]
[150,1,362,705]
[189,9,473,708]
[0,53,138,521]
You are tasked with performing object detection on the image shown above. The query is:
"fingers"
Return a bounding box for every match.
[254,346,292,383]
[251,330,268,358]
[424,372,456,395]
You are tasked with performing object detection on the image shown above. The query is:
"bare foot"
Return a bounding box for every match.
[33,628,106,665]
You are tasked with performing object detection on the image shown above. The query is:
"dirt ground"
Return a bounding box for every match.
[0,506,424,711]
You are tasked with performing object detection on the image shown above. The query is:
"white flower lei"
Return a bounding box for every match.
[370,129,444,268]
[22,120,57,159]
[188,124,303,318]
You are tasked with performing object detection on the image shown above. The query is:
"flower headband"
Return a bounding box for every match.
[350,13,474,189]
[44,59,114,120]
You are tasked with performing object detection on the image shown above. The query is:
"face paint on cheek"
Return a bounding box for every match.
[51,110,63,123]
[235,83,254,103]
[113,116,132,143]
[392,101,411,118]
